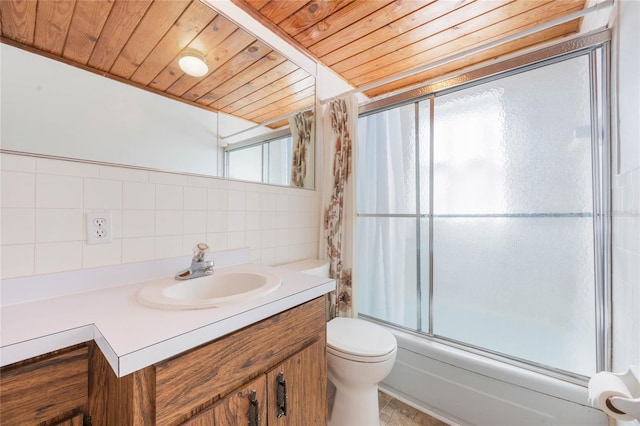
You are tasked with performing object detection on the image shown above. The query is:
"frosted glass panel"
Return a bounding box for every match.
[355,50,602,377]
[434,56,593,215]
[418,100,431,215]
[419,218,430,332]
[432,217,596,375]
[357,105,416,214]
[357,217,418,329]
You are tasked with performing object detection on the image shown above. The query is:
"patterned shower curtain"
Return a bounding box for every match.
[321,95,358,318]
[289,110,315,188]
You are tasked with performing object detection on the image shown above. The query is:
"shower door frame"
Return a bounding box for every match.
[357,29,612,383]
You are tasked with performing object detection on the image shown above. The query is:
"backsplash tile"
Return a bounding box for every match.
[183,211,207,235]
[207,232,228,252]
[207,188,228,211]
[227,211,246,232]
[228,190,246,211]
[246,191,261,211]
[1,244,35,278]
[187,175,217,188]
[149,171,188,186]
[122,237,155,263]
[84,178,123,210]
[122,210,155,237]
[155,184,183,210]
[155,235,183,259]
[183,187,207,211]
[0,153,320,280]
[99,165,149,182]
[1,171,35,208]
[36,174,82,208]
[35,241,82,274]
[0,154,36,172]
[227,231,246,250]
[35,209,82,242]
[83,240,122,269]
[207,211,228,233]
[155,210,183,236]
[1,208,35,244]
[123,182,155,209]
[182,234,207,254]
[245,212,262,231]
[37,158,98,178]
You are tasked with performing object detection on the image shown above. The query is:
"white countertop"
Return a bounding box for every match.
[0,253,334,377]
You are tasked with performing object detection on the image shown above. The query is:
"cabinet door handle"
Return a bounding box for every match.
[277,372,287,417]
[83,414,92,426]
[248,390,260,426]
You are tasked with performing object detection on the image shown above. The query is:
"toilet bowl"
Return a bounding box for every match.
[326,317,397,426]
[278,259,398,426]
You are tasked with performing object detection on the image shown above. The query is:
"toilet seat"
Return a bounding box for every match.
[327,318,397,362]
[327,345,396,363]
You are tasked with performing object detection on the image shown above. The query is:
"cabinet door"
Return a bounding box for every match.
[154,298,325,425]
[181,409,214,426]
[53,412,85,425]
[266,340,326,425]
[0,345,88,425]
[181,375,267,426]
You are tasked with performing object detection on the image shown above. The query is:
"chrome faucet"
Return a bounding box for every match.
[175,243,214,280]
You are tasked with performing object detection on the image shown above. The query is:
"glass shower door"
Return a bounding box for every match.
[431,55,597,376]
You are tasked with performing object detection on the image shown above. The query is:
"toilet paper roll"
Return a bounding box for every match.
[588,372,635,421]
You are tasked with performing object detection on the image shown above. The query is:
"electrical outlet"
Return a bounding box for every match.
[93,217,107,228]
[86,212,112,244]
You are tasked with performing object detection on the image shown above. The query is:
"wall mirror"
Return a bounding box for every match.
[0,0,316,188]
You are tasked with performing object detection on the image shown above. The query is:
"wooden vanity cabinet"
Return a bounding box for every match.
[181,375,267,426]
[180,339,326,426]
[0,344,89,425]
[265,339,326,425]
[88,296,327,425]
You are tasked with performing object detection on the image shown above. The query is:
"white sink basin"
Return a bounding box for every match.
[137,271,282,310]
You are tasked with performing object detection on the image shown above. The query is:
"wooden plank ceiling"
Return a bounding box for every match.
[1,0,589,125]
[0,0,315,128]
[232,0,588,99]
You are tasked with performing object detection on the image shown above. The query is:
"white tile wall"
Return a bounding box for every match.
[123,182,155,209]
[611,0,640,381]
[2,209,35,244]
[36,174,83,208]
[612,167,640,371]
[36,209,83,242]
[2,172,35,208]
[0,153,321,280]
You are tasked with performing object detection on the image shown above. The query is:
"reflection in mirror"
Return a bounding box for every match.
[221,107,315,188]
[226,129,293,186]
[0,0,315,188]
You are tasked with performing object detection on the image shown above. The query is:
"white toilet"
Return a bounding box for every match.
[326,317,397,426]
[278,259,398,426]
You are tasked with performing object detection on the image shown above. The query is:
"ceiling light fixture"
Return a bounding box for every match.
[179,52,208,77]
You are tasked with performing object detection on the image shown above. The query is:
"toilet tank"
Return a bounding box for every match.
[277,259,330,278]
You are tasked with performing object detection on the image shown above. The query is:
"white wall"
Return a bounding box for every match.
[1,44,221,177]
[611,0,640,386]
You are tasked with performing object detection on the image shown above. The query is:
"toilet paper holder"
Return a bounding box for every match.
[589,365,640,421]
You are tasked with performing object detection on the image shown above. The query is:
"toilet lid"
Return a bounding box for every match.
[327,318,397,357]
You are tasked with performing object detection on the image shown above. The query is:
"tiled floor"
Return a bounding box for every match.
[378,391,449,426]
[327,382,448,425]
